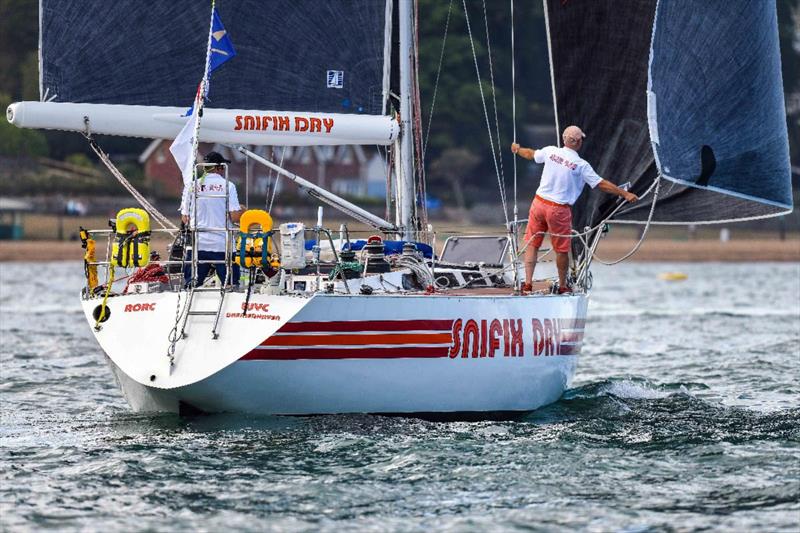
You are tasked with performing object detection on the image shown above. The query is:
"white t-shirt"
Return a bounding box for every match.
[181,173,241,252]
[533,146,603,205]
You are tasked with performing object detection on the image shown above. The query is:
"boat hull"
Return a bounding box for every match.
[85,292,588,415]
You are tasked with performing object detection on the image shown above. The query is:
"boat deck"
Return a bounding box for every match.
[435,280,554,296]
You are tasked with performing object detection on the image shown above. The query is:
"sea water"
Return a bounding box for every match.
[1,261,798,531]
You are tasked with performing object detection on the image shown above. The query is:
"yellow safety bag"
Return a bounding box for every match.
[235,209,276,268]
[112,208,151,267]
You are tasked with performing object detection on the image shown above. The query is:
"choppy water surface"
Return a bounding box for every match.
[1,261,798,531]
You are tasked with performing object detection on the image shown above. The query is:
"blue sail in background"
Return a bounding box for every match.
[647,0,792,215]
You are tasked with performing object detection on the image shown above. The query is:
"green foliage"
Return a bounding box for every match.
[429,147,480,209]
[65,153,94,168]
[0,0,39,100]
[416,0,557,201]
[20,51,39,101]
[0,93,48,157]
[117,162,146,187]
[0,121,49,158]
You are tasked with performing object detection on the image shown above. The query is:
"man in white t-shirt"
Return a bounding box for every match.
[181,151,244,287]
[511,125,638,294]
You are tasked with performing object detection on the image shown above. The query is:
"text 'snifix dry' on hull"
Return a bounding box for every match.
[86,291,587,415]
[7,0,792,415]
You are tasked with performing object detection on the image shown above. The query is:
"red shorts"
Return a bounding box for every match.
[523,196,572,253]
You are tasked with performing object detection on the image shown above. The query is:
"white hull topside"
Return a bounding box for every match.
[83,291,588,416]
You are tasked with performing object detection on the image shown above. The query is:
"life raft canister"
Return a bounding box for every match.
[235,209,277,268]
[111,208,151,268]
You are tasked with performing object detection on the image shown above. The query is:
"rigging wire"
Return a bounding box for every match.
[461,0,509,228]
[268,147,287,212]
[188,0,219,207]
[374,144,390,220]
[83,131,177,231]
[166,0,218,367]
[542,0,561,146]
[591,176,662,265]
[264,147,275,209]
[245,146,250,208]
[383,144,396,223]
[507,0,521,290]
[510,0,518,226]
[481,0,505,188]
[412,0,428,230]
[453,177,663,291]
[422,0,453,159]
[381,0,394,115]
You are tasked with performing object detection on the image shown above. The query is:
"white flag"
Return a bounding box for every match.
[169,110,200,186]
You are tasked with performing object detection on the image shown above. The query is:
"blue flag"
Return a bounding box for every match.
[173,8,236,180]
[182,8,235,116]
[208,8,236,74]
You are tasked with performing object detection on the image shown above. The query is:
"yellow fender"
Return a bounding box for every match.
[85,238,98,290]
[79,227,98,291]
[112,208,151,267]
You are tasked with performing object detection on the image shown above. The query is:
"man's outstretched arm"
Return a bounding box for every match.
[598,179,638,203]
[511,143,536,160]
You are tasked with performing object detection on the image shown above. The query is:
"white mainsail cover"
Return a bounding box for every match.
[6,102,399,146]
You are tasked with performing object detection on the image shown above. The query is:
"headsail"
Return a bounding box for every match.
[543,0,658,238]
[543,0,792,235]
[646,0,792,220]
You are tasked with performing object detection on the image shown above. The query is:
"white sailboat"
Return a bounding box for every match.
[7,0,791,416]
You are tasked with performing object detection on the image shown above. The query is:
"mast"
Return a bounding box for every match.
[398,0,416,240]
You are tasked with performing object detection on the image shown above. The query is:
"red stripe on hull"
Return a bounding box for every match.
[263,332,452,347]
[561,332,584,344]
[242,346,450,360]
[559,344,582,356]
[276,319,454,333]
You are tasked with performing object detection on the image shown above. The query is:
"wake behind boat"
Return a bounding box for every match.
[8,0,792,416]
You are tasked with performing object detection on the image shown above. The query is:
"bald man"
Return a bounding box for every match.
[511,125,638,294]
